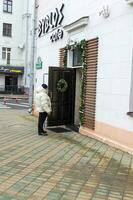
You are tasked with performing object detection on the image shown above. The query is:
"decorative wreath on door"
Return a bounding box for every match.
[57,79,68,93]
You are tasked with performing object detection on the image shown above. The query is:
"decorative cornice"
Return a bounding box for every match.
[63,16,89,32]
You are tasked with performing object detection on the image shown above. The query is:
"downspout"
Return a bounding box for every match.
[127,48,133,116]
[28,0,38,111]
[127,19,133,117]
[24,0,30,91]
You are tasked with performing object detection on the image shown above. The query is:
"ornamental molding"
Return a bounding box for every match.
[63,16,89,33]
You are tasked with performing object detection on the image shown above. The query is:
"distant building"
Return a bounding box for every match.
[0,0,35,94]
[34,0,133,153]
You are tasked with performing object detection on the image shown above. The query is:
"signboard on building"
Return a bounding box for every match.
[38,4,64,42]
[0,66,24,74]
[36,57,43,69]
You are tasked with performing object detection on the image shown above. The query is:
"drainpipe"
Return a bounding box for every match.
[24,0,30,90]
[28,0,38,112]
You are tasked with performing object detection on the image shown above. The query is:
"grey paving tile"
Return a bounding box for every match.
[0,110,133,200]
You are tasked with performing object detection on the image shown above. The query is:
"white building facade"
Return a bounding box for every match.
[0,0,35,94]
[35,0,133,153]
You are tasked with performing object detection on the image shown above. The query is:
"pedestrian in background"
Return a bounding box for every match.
[35,84,51,136]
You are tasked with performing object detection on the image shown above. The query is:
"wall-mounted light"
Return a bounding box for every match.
[18,43,25,49]
[99,5,110,18]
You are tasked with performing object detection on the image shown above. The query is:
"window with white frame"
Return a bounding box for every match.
[3,0,12,13]
[67,47,83,68]
[2,47,11,65]
[73,48,83,66]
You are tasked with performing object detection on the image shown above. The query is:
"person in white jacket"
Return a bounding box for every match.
[35,84,52,136]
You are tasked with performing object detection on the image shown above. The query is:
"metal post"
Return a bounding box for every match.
[28,0,38,112]
[24,0,30,89]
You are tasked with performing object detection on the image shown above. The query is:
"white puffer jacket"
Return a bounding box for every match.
[35,86,52,113]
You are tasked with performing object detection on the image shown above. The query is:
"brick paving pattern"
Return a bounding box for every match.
[0,109,133,200]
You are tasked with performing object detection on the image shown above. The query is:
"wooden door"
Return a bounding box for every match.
[48,67,76,126]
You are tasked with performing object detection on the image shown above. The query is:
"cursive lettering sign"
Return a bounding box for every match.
[50,29,63,42]
[38,4,64,37]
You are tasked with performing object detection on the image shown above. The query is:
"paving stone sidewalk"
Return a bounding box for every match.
[0,109,133,200]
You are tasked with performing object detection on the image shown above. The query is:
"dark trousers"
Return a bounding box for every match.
[38,112,47,133]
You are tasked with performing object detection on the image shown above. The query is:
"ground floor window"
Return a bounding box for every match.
[67,47,83,68]
[73,48,83,66]
[5,75,18,93]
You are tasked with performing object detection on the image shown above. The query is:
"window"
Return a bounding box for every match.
[2,47,11,64]
[2,47,6,59]
[3,0,12,13]
[66,47,83,68]
[3,23,12,37]
[73,48,83,66]
[7,48,11,64]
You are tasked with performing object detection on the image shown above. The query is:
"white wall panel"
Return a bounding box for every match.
[36,0,133,131]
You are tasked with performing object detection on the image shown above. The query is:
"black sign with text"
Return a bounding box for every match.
[50,29,63,42]
[38,4,64,42]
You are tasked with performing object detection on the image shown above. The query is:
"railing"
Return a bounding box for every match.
[0,85,25,94]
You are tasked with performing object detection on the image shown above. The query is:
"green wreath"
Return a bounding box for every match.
[57,79,68,93]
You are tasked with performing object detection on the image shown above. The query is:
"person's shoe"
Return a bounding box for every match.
[38,132,44,135]
[38,132,46,135]
[42,130,48,136]
[43,133,48,136]
[38,132,48,136]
